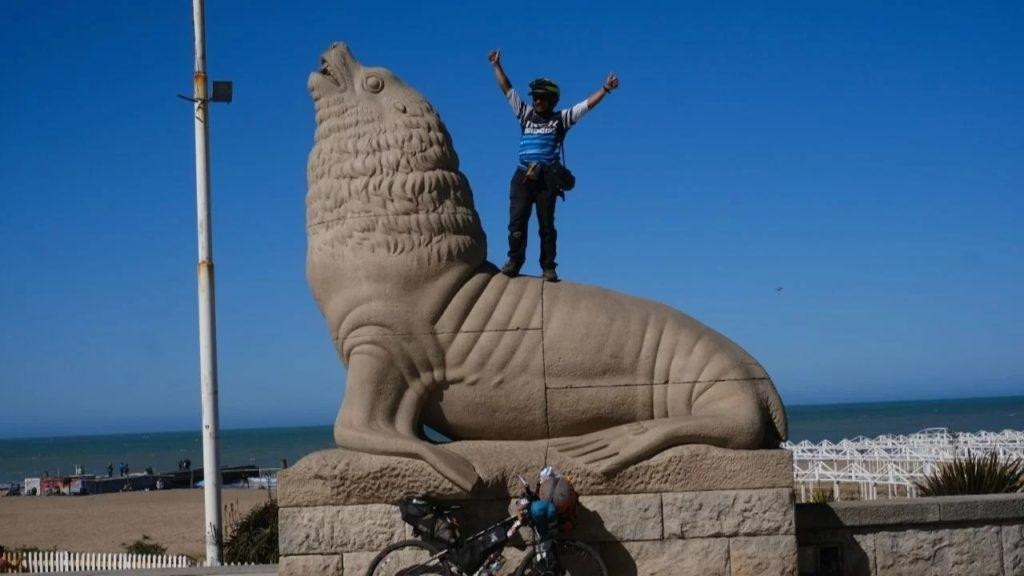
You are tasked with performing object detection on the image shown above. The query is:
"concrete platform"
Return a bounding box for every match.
[278,442,797,576]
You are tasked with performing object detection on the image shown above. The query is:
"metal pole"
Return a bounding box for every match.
[190,0,222,565]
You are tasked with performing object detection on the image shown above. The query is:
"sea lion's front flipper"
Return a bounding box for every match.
[334,346,481,492]
[335,422,480,491]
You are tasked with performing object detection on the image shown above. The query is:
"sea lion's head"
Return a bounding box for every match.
[305,43,487,331]
[308,42,459,175]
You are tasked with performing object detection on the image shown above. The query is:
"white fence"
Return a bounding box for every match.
[783,427,1024,501]
[0,550,192,573]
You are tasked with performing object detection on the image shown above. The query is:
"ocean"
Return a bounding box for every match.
[2,396,1022,485]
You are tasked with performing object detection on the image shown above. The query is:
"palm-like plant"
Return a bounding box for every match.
[916,451,1024,496]
[224,498,278,564]
[809,485,836,503]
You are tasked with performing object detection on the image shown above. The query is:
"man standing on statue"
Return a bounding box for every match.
[488,49,619,282]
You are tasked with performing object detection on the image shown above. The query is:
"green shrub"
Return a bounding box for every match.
[224,499,278,564]
[916,451,1024,496]
[809,485,836,503]
[122,535,167,555]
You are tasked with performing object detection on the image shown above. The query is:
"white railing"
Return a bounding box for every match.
[0,550,192,573]
[782,428,1024,501]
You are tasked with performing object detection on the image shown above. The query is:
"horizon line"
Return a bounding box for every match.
[2,393,1022,442]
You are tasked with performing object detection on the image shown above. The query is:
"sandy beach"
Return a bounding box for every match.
[0,489,271,559]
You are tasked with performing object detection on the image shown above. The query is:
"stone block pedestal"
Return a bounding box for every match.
[278,442,796,576]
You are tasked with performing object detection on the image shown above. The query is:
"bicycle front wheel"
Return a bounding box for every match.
[365,539,456,576]
[514,539,608,576]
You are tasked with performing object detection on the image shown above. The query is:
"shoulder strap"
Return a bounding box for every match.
[555,115,568,166]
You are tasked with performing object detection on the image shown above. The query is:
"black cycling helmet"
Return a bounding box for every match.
[528,77,560,101]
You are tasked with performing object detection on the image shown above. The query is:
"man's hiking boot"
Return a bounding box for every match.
[501,260,522,277]
[543,268,560,282]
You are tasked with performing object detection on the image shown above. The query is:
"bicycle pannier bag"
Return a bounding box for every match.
[456,525,508,574]
[398,496,458,545]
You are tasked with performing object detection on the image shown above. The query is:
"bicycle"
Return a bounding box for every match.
[366,477,607,576]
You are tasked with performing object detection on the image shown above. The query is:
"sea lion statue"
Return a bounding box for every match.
[307,42,788,491]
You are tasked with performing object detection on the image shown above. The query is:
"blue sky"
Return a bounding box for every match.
[1,1,1021,438]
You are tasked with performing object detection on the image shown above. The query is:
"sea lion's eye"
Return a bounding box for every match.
[364,74,384,93]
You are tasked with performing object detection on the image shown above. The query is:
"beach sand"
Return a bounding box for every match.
[0,489,271,559]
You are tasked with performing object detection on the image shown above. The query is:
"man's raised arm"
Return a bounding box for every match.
[488,49,512,95]
[585,73,620,109]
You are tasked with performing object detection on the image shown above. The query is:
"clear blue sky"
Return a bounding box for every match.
[2,1,1021,438]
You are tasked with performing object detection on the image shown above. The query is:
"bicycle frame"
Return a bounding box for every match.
[389,482,589,576]
[411,513,521,575]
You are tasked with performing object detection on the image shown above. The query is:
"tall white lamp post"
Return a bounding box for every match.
[187,0,231,565]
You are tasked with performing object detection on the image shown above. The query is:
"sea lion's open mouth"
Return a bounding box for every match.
[318,57,338,86]
[311,43,357,95]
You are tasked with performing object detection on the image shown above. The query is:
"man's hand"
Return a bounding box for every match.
[604,73,619,92]
[586,73,620,108]
[489,50,511,94]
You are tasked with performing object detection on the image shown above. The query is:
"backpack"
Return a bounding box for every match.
[397,496,459,546]
[536,475,579,533]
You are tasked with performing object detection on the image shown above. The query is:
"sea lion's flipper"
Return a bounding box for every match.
[550,414,759,475]
[550,383,766,475]
[550,419,679,474]
[335,422,480,491]
[334,346,481,491]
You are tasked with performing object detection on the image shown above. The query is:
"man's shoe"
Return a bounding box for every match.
[501,260,522,277]
[542,268,559,282]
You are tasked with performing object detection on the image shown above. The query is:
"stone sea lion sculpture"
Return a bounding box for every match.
[307,43,788,491]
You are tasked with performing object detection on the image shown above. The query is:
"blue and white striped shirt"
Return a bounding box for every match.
[507,88,590,167]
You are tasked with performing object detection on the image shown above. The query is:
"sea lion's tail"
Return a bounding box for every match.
[757,379,789,446]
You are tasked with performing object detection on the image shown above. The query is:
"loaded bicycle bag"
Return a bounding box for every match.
[398,496,458,546]
[456,525,509,574]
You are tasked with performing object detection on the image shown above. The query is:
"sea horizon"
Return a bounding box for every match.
[5,393,1022,442]
[2,394,1022,485]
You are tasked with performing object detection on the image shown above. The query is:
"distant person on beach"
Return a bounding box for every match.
[107,463,113,477]
[184,458,191,470]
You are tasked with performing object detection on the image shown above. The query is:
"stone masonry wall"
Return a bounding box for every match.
[795,493,1024,576]
[277,442,798,576]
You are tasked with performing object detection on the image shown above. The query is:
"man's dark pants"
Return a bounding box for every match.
[507,167,558,271]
